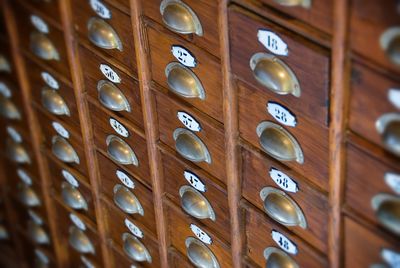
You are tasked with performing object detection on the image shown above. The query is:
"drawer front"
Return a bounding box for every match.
[104,0,130,14]
[24,0,61,26]
[142,0,221,58]
[0,41,18,84]
[12,195,49,233]
[155,91,226,184]
[147,24,223,123]
[169,247,193,268]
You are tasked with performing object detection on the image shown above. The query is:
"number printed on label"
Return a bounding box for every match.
[90,0,111,19]
[258,30,288,56]
[30,15,49,34]
[70,213,86,230]
[7,126,22,143]
[385,172,400,195]
[35,249,49,264]
[267,102,297,127]
[125,218,144,238]
[184,170,206,192]
[271,230,298,255]
[116,170,135,189]
[382,249,400,267]
[17,169,32,185]
[177,112,201,132]
[269,168,298,193]
[171,45,197,68]
[0,82,11,98]
[190,224,212,245]
[62,170,79,187]
[52,122,70,139]
[41,72,59,89]
[81,256,95,268]
[109,118,129,137]
[100,64,121,83]
[388,88,400,110]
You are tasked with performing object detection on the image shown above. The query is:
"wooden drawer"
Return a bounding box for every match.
[4,139,38,176]
[88,101,150,181]
[168,247,192,268]
[344,217,400,267]
[244,203,327,268]
[350,0,400,73]
[79,45,143,130]
[71,0,137,76]
[68,248,102,268]
[155,91,226,184]
[0,41,17,84]
[147,23,223,123]
[229,5,330,127]
[166,202,232,268]
[17,232,56,268]
[12,195,49,234]
[23,0,61,27]
[104,0,130,15]
[142,0,221,58]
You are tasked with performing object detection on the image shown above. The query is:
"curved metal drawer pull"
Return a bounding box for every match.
[122,233,152,263]
[0,96,21,120]
[61,182,88,211]
[165,62,205,100]
[6,140,31,164]
[106,135,138,166]
[380,27,400,66]
[179,185,215,221]
[52,136,80,164]
[0,225,8,240]
[173,128,211,163]
[113,184,144,215]
[260,187,307,229]
[30,32,60,61]
[264,247,299,268]
[28,221,50,245]
[376,113,400,156]
[256,121,304,164]
[273,0,311,8]
[97,80,131,112]
[185,237,220,268]
[250,52,301,97]
[41,87,70,116]
[160,0,203,36]
[68,226,95,254]
[18,184,41,207]
[371,193,400,235]
[87,17,123,51]
[0,55,11,73]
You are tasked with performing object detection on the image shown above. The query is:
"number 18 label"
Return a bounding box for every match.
[258,30,288,56]
[271,230,298,255]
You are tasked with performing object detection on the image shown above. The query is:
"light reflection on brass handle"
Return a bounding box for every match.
[113,184,144,215]
[165,62,205,100]
[28,221,50,245]
[0,54,11,73]
[0,225,8,240]
[41,87,70,116]
[380,27,400,66]
[376,113,400,156]
[106,135,138,166]
[185,237,220,268]
[260,187,307,229]
[87,17,123,51]
[30,32,60,61]
[273,0,311,8]
[179,185,215,221]
[173,128,211,163]
[6,139,31,164]
[256,121,304,164]
[122,233,152,263]
[0,96,21,120]
[61,182,88,211]
[264,247,299,268]
[160,0,203,36]
[52,136,80,164]
[68,226,95,254]
[371,193,400,235]
[97,80,131,112]
[18,184,41,207]
[250,53,301,97]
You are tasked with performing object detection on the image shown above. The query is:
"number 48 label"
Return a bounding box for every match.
[271,230,298,255]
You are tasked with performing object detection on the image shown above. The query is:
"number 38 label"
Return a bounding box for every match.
[190,224,212,245]
[109,118,129,137]
[267,102,297,127]
[271,230,298,255]
[258,30,288,56]
[269,168,298,193]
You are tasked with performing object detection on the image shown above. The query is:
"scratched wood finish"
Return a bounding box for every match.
[24,0,62,27]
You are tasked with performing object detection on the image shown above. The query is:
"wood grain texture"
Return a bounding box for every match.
[23,0,62,28]
[168,247,193,268]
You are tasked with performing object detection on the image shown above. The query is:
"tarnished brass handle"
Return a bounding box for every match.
[371,193,400,235]
[380,27,400,66]
[30,32,60,61]
[185,237,220,268]
[97,80,131,112]
[41,87,70,116]
[28,221,50,245]
[87,17,123,51]
[122,233,152,263]
[113,184,144,215]
[18,184,41,207]
[0,225,8,240]
[6,140,31,164]
[165,62,205,100]
[250,53,301,97]
[68,226,95,254]
[179,185,215,221]
[264,247,299,268]
[0,54,11,73]
[256,121,304,164]
[160,0,203,36]
[0,96,21,120]
[106,135,138,166]
[173,128,211,163]
[273,0,311,8]
[260,187,307,229]
[51,136,80,164]
[376,113,400,156]
[61,182,88,211]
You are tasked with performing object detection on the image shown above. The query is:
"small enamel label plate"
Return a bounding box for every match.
[81,256,95,268]
[382,249,400,267]
[184,170,206,192]
[0,82,11,98]
[267,102,297,127]
[17,169,32,185]
[177,111,201,132]
[7,126,22,143]
[125,218,144,238]
[385,172,400,195]
[100,64,121,83]
[52,122,70,139]
[270,168,298,193]
[171,45,197,68]
[109,118,129,137]
[271,230,298,255]
[190,224,212,245]
[388,88,400,110]
[35,249,49,264]
[62,170,79,187]
[116,170,135,189]
[258,30,288,56]
[30,15,49,34]
[41,72,59,89]
[90,0,111,19]
[28,210,43,225]
[70,213,86,230]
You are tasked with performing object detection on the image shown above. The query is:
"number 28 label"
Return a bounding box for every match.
[271,230,298,255]
[267,102,297,127]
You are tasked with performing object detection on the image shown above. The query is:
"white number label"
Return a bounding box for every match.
[70,213,86,230]
[269,168,298,193]
[388,88,400,110]
[271,230,298,255]
[7,126,22,143]
[258,30,288,56]
[17,169,32,185]
[41,72,59,89]
[35,249,49,264]
[382,249,400,268]
[0,82,11,98]
[81,256,95,268]
[116,170,135,189]
[267,102,297,127]
[90,0,111,19]
[28,210,43,225]
[62,170,79,187]
[30,15,49,34]
[184,170,206,192]
[190,224,212,245]
[171,45,197,68]
[100,64,121,83]
[52,122,70,139]
[130,266,137,268]
[177,111,201,132]
[125,218,144,238]
[109,118,129,137]
[385,172,400,195]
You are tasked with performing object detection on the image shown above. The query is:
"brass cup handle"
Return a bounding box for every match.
[122,233,152,263]
[256,121,304,164]
[264,247,299,268]
[6,139,31,164]
[160,0,203,36]
[165,62,205,100]
[30,32,60,61]
[173,128,211,163]
[68,226,95,254]
[17,183,41,207]
[273,0,311,8]
[0,96,21,120]
[250,52,301,97]
[185,237,220,268]
[179,185,215,221]
[97,80,131,112]
[371,193,400,235]
[41,87,70,116]
[376,113,400,156]
[0,225,9,240]
[87,17,123,51]
[61,182,88,211]
[51,136,80,164]
[28,221,50,245]
[380,27,400,66]
[106,135,139,166]
[113,184,144,215]
[0,54,11,73]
